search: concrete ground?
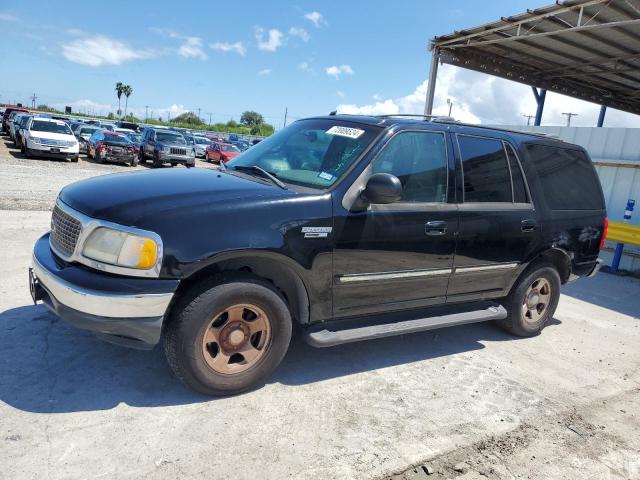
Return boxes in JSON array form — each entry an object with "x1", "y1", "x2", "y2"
[{"x1": 0, "y1": 135, "x2": 639, "y2": 479}]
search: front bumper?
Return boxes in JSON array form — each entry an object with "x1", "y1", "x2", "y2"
[
  {"x1": 27, "y1": 140, "x2": 79, "y2": 158},
  {"x1": 157, "y1": 151, "x2": 195, "y2": 164},
  {"x1": 31, "y1": 234, "x2": 179, "y2": 348}
]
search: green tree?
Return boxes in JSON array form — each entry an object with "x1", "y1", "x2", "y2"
[
  {"x1": 226, "y1": 119, "x2": 239, "y2": 128},
  {"x1": 240, "y1": 111, "x2": 264, "y2": 127},
  {"x1": 172, "y1": 111, "x2": 204, "y2": 125},
  {"x1": 122, "y1": 85, "x2": 133, "y2": 118},
  {"x1": 115, "y1": 82, "x2": 124, "y2": 117}
]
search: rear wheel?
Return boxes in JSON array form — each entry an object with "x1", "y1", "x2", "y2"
[
  {"x1": 497, "y1": 262, "x2": 560, "y2": 337},
  {"x1": 171, "y1": 162, "x2": 177, "y2": 167},
  {"x1": 164, "y1": 275, "x2": 292, "y2": 396},
  {"x1": 96, "y1": 151, "x2": 104, "y2": 164},
  {"x1": 71, "y1": 154, "x2": 79, "y2": 163}
]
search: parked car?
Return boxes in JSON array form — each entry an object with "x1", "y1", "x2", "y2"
[
  {"x1": 231, "y1": 140, "x2": 251, "y2": 152},
  {"x1": 28, "y1": 115, "x2": 607, "y2": 396},
  {"x1": 2, "y1": 107, "x2": 29, "y2": 132},
  {"x1": 122, "y1": 131, "x2": 143, "y2": 151},
  {"x1": 205, "y1": 141, "x2": 241, "y2": 164},
  {"x1": 74, "y1": 125, "x2": 100, "y2": 153},
  {"x1": 9, "y1": 112, "x2": 29, "y2": 143},
  {"x1": 86, "y1": 130, "x2": 138, "y2": 166},
  {"x1": 139, "y1": 127, "x2": 195, "y2": 168},
  {"x1": 22, "y1": 117, "x2": 79, "y2": 161},
  {"x1": 192, "y1": 135, "x2": 213, "y2": 158},
  {"x1": 14, "y1": 114, "x2": 34, "y2": 149},
  {"x1": 116, "y1": 121, "x2": 140, "y2": 132},
  {"x1": 99, "y1": 122, "x2": 116, "y2": 132}
]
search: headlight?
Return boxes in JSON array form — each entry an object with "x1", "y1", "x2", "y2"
[
  {"x1": 30, "y1": 136, "x2": 43, "y2": 144},
  {"x1": 161, "y1": 146, "x2": 170, "y2": 152},
  {"x1": 82, "y1": 227, "x2": 159, "y2": 270}
]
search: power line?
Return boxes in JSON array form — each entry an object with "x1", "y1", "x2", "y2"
[
  {"x1": 522, "y1": 114, "x2": 535, "y2": 126},
  {"x1": 31, "y1": 93, "x2": 38, "y2": 109}
]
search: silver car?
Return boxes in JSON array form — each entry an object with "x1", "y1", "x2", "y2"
[{"x1": 139, "y1": 128, "x2": 196, "y2": 168}]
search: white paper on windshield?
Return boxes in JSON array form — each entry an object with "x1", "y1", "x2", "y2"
[{"x1": 326, "y1": 125, "x2": 365, "y2": 139}]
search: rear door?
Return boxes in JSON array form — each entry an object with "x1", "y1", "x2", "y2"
[
  {"x1": 332, "y1": 129, "x2": 458, "y2": 317},
  {"x1": 447, "y1": 134, "x2": 540, "y2": 302}
]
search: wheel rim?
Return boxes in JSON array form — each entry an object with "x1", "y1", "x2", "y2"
[
  {"x1": 522, "y1": 277, "x2": 552, "y2": 324},
  {"x1": 201, "y1": 303, "x2": 272, "y2": 375}
]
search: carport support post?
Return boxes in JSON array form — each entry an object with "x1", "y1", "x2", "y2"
[
  {"x1": 597, "y1": 105, "x2": 607, "y2": 127},
  {"x1": 424, "y1": 48, "x2": 440, "y2": 116},
  {"x1": 532, "y1": 87, "x2": 547, "y2": 126},
  {"x1": 612, "y1": 199, "x2": 635, "y2": 271}
]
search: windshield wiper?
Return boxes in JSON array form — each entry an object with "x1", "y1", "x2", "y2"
[{"x1": 233, "y1": 165, "x2": 287, "y2": 189}]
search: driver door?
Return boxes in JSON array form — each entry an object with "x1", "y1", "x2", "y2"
[{"x1": 332, "y1": 130, "x2": 458, "y2": 318}]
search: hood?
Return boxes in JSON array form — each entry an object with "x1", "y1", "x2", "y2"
[
  {"x1": 221, "y1": 151, "x2": 240, "y2": 160},
  {"x1": 59, "y1": 168, "x2": 295, "y2": 226},
  {"x1": 32, "y1": 131, "x2": 75, "y2": 141}
]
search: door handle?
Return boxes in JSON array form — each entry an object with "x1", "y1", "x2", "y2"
[
  {"x1": 521, "y1": 219, "x2": 537, "y2": 232},
  {"x1": 425, "y1": 221, "x2": 448, "y2": 236}
]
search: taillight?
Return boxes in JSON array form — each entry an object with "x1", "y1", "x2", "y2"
[
  {"x1": 599, "y1": 217, "x2": 608, "y2": 251},
  {"x1": 96, "y1": 141, "x2": 104, "y2": 151}
]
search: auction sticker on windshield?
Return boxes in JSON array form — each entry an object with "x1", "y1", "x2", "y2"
[{"x1": 326, "y1": 125, "x2": 365, "y2": 139}]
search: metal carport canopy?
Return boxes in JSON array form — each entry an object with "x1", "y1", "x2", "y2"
[{"x1": 424, "y1": 0, "x2": 640, "y2": 118}]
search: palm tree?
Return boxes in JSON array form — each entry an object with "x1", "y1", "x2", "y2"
[
  {"x1": 115, "y1": 82, "x2": 124, "y2": 118},
  {"x1": 122, "y1": 85, "x2": 133, "y2": 119}
]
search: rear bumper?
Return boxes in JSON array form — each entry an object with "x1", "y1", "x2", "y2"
[
  {"x1": 31, "y1": 234, "x2": 179, "y2": 348},
  {"x1": 586, "y1": 259, "x2": 602, "y2": 278}
]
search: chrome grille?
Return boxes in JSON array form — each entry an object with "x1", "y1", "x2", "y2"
[
  {"x1": 50, "y1": 205, "x2": 82, "y2": 257},
  {"x1": 170, "y1": 147, "x2": 187, "y2": 155}
]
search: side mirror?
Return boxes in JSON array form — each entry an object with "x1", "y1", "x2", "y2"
[{"x1": 352, "y1": 173, "x2": 402, "y2": 211}]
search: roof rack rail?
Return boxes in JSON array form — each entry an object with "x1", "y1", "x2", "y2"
[{"x1": 375, "y1": 114, "x2": 458, "y2": 123}]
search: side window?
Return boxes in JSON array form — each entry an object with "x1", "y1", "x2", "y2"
[
  {"x1": 524, "y1": 144, "x2": 604, "y2": 210},
  {"x1": 458, "y1": 136, "x2": 512, "y2": 203},
  {"x1": 372, "y1": 131, "x2": 447, "y2": 203},
  {"x1": 504, "y1": 143, "x2": 529, "y2": 203}
]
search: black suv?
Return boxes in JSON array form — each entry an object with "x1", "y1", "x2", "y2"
[
  {"x1": 29, "y1": 115, "x2": 607, "y2": 395},
  {"x1": 139, "y1": 127, "x2": 196, "y2": 167}
]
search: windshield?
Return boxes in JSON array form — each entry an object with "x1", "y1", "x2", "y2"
[
  {"x1": 227, "y1": 119, "x2": 381, "y2": 188},
  {"x1": 156, "y1": 132, "x2": 186, "y2": 144},
  {"x1": 103, "y1": 134, "x2": 132, "y2": 145},
  {"x1": 125, "y1": 133, "x2": 142, "y2": 142},
  {"x1": 79, "y1": 127, "x2": 98, "y2": 138},
  {"x1": 194, "y1": 137, "x2": 211, "y2": 144},
  {"x1": 31, "y1": 121, "x2": 72, "y2": 135},
  {"x1": 221, "y1": 144, "x2": 240, "y2": 152}
]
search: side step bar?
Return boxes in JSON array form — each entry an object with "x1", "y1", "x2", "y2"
[{"x1": 304, "y1": 303, "x2": 507, "y2": 348}]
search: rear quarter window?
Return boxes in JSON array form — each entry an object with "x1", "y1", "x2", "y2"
[{"x1": 524, "y1": 144, "x2": 604, "y2": 210}]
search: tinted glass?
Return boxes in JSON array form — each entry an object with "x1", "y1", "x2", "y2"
[
  {"x1": 156, "y1": 132, "x2": 186, "y2": 144},
  {"x1": 221, "y1": 144, "x2": 240, "y2": 152},
  {"x1": 525, "y1": 144, "x2": 604, "y2": 210},
  {"x1": 458, "y1": 136, "x2": 512, "y2": 203},
  {"x1": 103, "y1": 134, "x2": 131, "y2": 145},
  {"x1": 30, "y1": 121, "x2": 72, "y2": 135},
  {"x1": 79, "y1": 127, "x2": 99, "y2": 138},
  {"x1": 505, "y1": 143, "x2": 529, "y2": 203},
  {"x1": 227, "y1": 119, "x2": 380, "y2": 189},
  {"x1": 372, "y1": 131, "x2": 447, "y2": 203}
]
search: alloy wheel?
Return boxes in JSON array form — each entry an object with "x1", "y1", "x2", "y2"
[{"x1": 522, "y1": 278, "x2": 551, "y2": 324}]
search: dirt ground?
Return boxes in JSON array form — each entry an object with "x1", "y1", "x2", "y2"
[{"x1": 0, "y1": 135, "x2": 638, "y2": 479}]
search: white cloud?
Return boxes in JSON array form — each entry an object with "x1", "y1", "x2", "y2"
[
  {"x1": 326, "y1": 64, "x2": 354, "y2": 79},
  {"x1": 210, "y1": 41, "x2": 246, "y2": 56},
  {"x1": 62, "y1": 36, "x2": 155, "y2": 66},
  {"x1": 335, "y1": 64, "x2": 640, "y2": 127},
  {"x1": 372, "y1": 93, "x2": 382, "y2": 101},
  {"x1": 255, "y1": 27, "x2": 283, "y2": 52},
  {"x1": 337, "y1": 90, "x2": 345, "y2": 98},
  {"x1": 289, "y1": 27, "x2": 310, "y2": 42},
  {"x1": 65, "y1": 28, "x2": 84, "y2": 36},
  {"x1": 52, "y1": 99, "x2": 113, "y2": 116},
  {"x1": 258, "y1": 68, "x2": 272, "y2": 76},
  {"x1": 0, "y1": 12, "x2": 17, "y2": 22},
  {"x1": 304, "y1": 11, "x2": 325, "y2": 28},
  {"x1": 178, "y1": 37, "x2": 207, "y2": 60}
]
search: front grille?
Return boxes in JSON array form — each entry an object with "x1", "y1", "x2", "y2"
[
  {"x1": 50, "y1": 205, "x2": 82, "y2": 257},
  {"x1": 170, "y1": 148, "x2": 187, "y2": 155},
  {"x1": 40, "y1": 138, "x2": 74, "y2": 147}
]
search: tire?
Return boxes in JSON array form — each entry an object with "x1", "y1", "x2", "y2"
[
  {"x1": 96, "y1": 151, "x2": 104, "y2": 164},
  {"x1": 171, "y1": 162, "x2": 177, "y2": 167},
  {"x1": 23, "y1": 147, "x2": 31, "y2": 158},
  {"x1": 130, "y1": 156, "x2": 139, "y2": 167},
  {"x1": 164, "y1": 274, "x2": 293, "y2": 396},
  {"x1": 71, "y1": 154, "x2": 79, "y2": 163},
  {"x1": 497, "y1": 262, "x2": 561, "y2": 337},
  {"x1": 138, "y1": 149, "x2": 145, "y2": 164},
  {"x1": 153, "y1": 154, "x2": 162, "y2": 168}
]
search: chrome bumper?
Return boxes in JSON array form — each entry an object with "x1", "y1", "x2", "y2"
[{"x1": 32, "y1": 252, "x2": 173, "y2": 319}]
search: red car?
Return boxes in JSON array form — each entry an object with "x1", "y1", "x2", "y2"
[
  {"x1": 205, "y1": 142, "x2": 241, "y2": 164},
  {"x1": 2, "y1": 106, "x2": 29, "y2": 133}
]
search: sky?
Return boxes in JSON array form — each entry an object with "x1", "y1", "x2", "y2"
[{"x1": 1, "y1": 0, "x2": 639, "y2": 129}]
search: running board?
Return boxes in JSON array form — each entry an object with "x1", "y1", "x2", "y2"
[{"x1": 304, "y1": 303, "x2": 507, "y2": 348}]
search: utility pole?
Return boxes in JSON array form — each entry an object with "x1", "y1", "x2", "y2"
[
  {"x1": 206, "y1": 112, "x2": 213, "y2": 127},
  {"x1": 197, "y1": 107, "x2": 201, "y2": 122},
  {"x1": 31, "y1": 93, "x2": 37, "y2": 109},
  {"x1": 283, "y1": 107, "x2": 288, "y2": 128},
  {"x1": 522, "y1": 114, "x2": 535, "y2": 126},
  {"x1": 145, "y1": 106, "x2": 149, "y2": 122},
  {"x1": 446, "y1": 98, "x2": 453, "y2": 117},
  {"x1": 562, "y1": 112, "x2": 578, "y2": 127}
]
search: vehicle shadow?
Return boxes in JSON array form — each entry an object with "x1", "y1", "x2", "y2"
[{"x1": 0, "y1": 302, "x2": 555, "y2": 413}]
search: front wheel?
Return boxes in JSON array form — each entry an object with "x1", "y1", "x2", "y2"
[
  {"x1": 497, "y1": 262, "x2": 561, "y2": 337},
  {"x1": 164, "y1": 275, "x2": 292, "y2": 396}
]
